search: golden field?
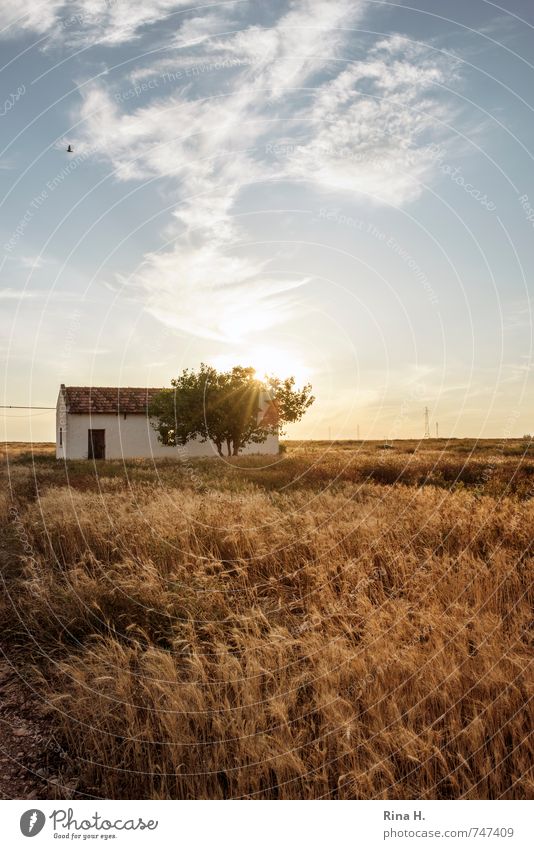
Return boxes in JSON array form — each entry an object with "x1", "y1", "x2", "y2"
[{"x1": 1, "y1": 439, "x2": 533, "y2": 799}]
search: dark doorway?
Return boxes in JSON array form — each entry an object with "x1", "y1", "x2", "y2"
[{"x1": 88, "y1": 429, "x2": 105, "y2": 460}]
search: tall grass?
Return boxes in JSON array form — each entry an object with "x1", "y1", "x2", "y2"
[{"x1": 1, "y1": 443, "x2": 532, "y2": 798}]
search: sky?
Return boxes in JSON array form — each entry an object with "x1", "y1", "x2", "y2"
[{"x1": 1, "y1": 0, "x2": 534, "y2": 441}]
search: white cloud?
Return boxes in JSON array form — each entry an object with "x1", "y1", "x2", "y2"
[
  {"x1": 286, "y1": 37, "x2": 459, "y2": 205},
  {"x1": 18, "y1": 255, "x2": 47, "y2": 269},
  {"x1": 0, "y1": 0, "x2": 193, "y2": 45},
  {"x1": 129, "y1": 243, "x2": 308, "y2": 341},
  {"x1": 71, "y1": 5, "x2": 460, "y2": 339},
  {"x1": 0, "y1": 287, "x2": 37, "y2": 299},
  {"x1": 70, "y1": 0, "x2": 193, "y2": 47},
  {"x1": 0, "y1": 0, "x2": 64, "y2": 37},
  {"x1": 70, "y1": 1, "x2": 369, "y2": 339},
  {"x1": 220, "y1": 0, "x2": 358, "y2": 97}
]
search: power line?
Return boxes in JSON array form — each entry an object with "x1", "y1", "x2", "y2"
[
  {"x1": 2, "y1": 412, "x2": 54, "y2": 418},
  {"x1": 0, "y1": 405, "x2": 55, "y2": 409}
]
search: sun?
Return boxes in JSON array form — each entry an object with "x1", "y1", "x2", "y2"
[
  {"x1": 247, "y1": 346, "x2": 311, "y2": 385},
  {"x1": 212, "y1": 346, "x2": 311, "y2": 386}
]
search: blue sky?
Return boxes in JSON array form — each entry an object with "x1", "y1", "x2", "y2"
[{"x1": 1, "y1": 0, "x2": 534, "y2": 441}]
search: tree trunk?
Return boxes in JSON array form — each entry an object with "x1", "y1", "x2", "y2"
[{"x1": 226, "y1": 438, "x2": 232, "y2": 456}]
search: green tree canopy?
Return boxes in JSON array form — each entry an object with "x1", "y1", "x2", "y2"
[{"x1": 149, "y1": 363, "x2": 314, "y2": 456}]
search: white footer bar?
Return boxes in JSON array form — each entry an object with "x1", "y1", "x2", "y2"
[{"x1": 2, "y1": 799, "x2": 531, "y2": 848}]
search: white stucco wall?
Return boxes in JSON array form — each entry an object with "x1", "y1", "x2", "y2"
[{"x1": 57, "y1": 399, "x2": 279, "y2": 459}]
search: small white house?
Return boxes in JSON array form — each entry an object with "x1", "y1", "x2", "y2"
[{"x1": 56, "y1": 384, "x2": 279, "y2": 460}]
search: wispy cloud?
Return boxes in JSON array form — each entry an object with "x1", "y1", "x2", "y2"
[
  {"x1": 0, "y1": 0, "x2": 63, "y2": 38},
  {"x1": 286, "y1": 36, "x2": 459, "y2": 205},
  {"x1": 17, "y1": 255, "x2": 48, "y2": 269},
  {"x1": 502, "y1": 299, "x2": 533, "y2": 331},
  {"x1": 127, "y1": 244, "x2": 310, "y2": 342},
  {"x1": 0, "y1": 287, "x2": 37, "y2": 300},
  {"x1": 0, "y1": 0, "x2": 194, "y2": 45},
  {"x1": 68, "y1": 2, "x2": 460, "y2": 341}
]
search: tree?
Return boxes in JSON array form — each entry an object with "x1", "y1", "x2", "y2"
[{"x1": 149, "y1": 363, "x2": 314, "y2": 456}]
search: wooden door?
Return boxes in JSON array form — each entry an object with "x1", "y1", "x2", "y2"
[{"x1": 88, "y1": 429, "x2": 105, "y2": 460}]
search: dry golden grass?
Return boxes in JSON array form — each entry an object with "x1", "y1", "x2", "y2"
[{"x1": 1, "y1": 440, "x2": 532, "y2": 798}]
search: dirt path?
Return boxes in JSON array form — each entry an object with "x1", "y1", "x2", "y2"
[{"x1": 0, "y1": 658, "x2": 76, "y2": 799}]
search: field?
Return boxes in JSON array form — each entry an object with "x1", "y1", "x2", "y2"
[{"x1": 0, "y1": 439, "x2": 533, "y2": 799}]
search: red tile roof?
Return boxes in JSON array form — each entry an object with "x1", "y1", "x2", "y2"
[
  {"x1": 259, "y1": 399, "x2": 279, "y2": 426},
  {"x1": 62, "y1": 386, "x2": 280, "y2": 422},
  {"x1": 62, "y1": 386, "x2": 163, "y2": 414}
]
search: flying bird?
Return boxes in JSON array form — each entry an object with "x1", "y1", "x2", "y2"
[{"x1": 66, "y1": 144, "x2": 74, "y2": 153}]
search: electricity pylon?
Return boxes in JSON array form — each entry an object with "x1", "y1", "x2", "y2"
[{"x1": 424, "y1": 407, "x2": 431, "y2": 439}]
